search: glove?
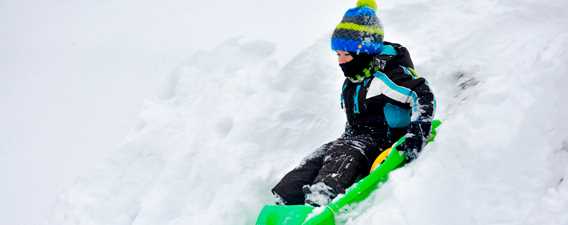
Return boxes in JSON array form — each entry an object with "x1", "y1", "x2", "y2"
[
  {"x1": 396, "y1": 134, "x2": 421, "y2": 162},
  {"x1": 396, "y1": 121, "x2": 428, "y2": 162}
]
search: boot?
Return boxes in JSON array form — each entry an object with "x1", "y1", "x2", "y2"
[{"x1": 303, "y1": 182, "x2": 337, "y2": 207}]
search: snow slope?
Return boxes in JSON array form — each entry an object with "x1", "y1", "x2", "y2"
[
  {"x1": 349, "y1": 1, "x2": 568, "y2": 225},
  {"x1": 49, "y1": 1, "x2": 568, "y2": 225}
]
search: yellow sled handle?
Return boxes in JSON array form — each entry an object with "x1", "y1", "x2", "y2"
[{"x1": 370, "y1": 147, "x2": 392, "y2": 172}]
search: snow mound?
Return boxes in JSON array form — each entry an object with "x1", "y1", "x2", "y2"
[{"x1": 49, "y1": 38, "x2": 346, "y2": 225}]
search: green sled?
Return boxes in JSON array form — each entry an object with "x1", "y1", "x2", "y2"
[{"x1": 255, "y1": 120, "x2": 442, "y2": 225}]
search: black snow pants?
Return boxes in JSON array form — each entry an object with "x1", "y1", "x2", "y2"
[{"x1": 272, "y1": 129, "x2": 396, "y2": 205}]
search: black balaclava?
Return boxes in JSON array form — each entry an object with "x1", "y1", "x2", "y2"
[{"x1": 339, "y1": 53, "x2": 375, "y2": 83}]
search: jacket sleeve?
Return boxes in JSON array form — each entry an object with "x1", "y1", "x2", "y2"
[
  {"x1": 382, "y1": 43, "x2": 436, "y2": 161},
  {"x1": 398, "y1": 78, "x2": 435, "y2": 161}
]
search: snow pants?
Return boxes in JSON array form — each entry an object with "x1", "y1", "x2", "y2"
[{"x1": 272, "y1": 131, "x2": 395, "y2": 205}]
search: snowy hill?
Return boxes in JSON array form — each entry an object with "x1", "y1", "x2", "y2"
[{"x1": 49, "y1": 1, "x2": 568, "y2": 225}]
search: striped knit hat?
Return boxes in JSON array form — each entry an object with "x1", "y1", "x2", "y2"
[{"x1": 331, "y1": 0, "x2": 384, "y2": 55}]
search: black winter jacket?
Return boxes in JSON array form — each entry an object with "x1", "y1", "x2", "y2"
[{"x1": 340, "y1": 42, "x2": 435, "y2": 160}]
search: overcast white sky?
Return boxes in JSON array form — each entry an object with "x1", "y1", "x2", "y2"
[{"x1": 0, "y1": 1, "x2": 354, "y2": 224}]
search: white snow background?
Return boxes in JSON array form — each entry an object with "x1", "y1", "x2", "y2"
[
  {"x1": 2, "y1": 0, "x2": 568, "y2": 225},
  {"x1": 1, "y1": 0, "x2": 346, "y2": 224}
]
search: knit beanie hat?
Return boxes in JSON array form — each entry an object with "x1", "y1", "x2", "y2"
[{"x1": 331, "y1": 0, "x2": 384, "y2": 55}]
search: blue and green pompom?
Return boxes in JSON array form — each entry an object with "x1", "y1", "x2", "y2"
[{"x1": 356, "y1": 0, "x2": 378, "y2": 10}]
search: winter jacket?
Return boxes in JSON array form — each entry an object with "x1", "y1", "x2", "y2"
[{"x1": 340, "y1": 42, "x2": 435, "y2": 160}]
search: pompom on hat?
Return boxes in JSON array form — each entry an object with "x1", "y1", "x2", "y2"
[{"x1": 331, "y1": 0, "x2": 384, "y2": 55}]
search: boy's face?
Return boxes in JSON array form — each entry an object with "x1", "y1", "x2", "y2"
[{"x1": 336, "y1": 50, "x2": 354, "y2": 64}]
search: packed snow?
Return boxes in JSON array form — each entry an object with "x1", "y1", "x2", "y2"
[{"x1": 29, "y1": 0, "x2": 568, "y2": 224}]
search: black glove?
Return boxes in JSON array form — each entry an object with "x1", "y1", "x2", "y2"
[
  {"x1": 396, "y1": 121, "x2": 429, "y2": 162},
  {"x1": 396, "y1": 134, "x2": 421, "y2": 162}
]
